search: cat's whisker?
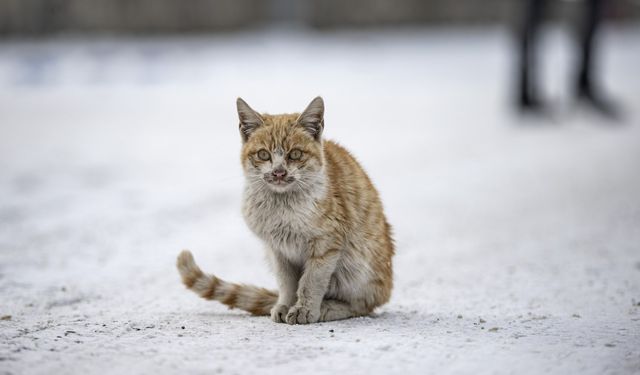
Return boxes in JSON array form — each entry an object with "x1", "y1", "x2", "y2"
[{"x1": 295, "y1": 179, "x2": 312, "y2": 192}]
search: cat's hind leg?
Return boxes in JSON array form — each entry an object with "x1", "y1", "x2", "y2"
[{"x1": 318, "y1": 299, "x2": 370, "y2": 322}]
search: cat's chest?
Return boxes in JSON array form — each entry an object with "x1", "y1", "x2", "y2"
[{"x1": 242, "y1": 190, "x2": 319, "y2": 259}]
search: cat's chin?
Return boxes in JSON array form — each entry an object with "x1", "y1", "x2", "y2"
[{"x1": 266, "y1": 180, "x2": 295, "y2": 193}]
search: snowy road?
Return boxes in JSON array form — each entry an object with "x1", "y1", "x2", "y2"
[{"x1": 1, "y1": 27, "x2": 639, "y2": 374}]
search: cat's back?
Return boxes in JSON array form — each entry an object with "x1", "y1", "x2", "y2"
[
  {"x1": 322, "y1": 140, "x2": 390, "y2": 237},
  {"x1": 323, "y1": 140, "x2": 371, "y2": 189},
  {"x1": 322, "y1": 140, "x2": 394, "y2": 306}
]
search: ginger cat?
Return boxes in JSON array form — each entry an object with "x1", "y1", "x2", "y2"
[{"x1": 177, "y1": 97, "x2": 394, "y2": 324}]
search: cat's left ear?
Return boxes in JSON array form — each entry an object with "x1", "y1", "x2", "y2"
[{"x1": 297, "y1": 96, "x2": 324, "y2": 141}]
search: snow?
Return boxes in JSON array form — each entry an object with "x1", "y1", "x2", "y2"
[{"x1": 1, "y1": 26, "x2": 639, "y2": 374}]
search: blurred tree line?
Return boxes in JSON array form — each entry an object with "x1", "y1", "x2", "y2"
[{"x1": 1, "y1": 0, "x2": 638, "y2": 34}]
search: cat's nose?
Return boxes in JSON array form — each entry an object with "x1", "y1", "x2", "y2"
[{"x1": 272, "y1": 167, "x2": 287, "y2": 179}]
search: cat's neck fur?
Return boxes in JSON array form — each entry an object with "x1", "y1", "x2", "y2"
[{"x1": 242, "y1": 162, "x2": 327, "y2": 264}]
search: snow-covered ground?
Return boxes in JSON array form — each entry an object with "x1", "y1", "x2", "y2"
[{"x1": 1, "y1": 26, "x2": 639, "y2": 375}]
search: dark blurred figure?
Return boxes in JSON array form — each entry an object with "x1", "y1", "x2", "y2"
[{"x1": 518, "y1": 0, "x2": 620, "y2": 118}]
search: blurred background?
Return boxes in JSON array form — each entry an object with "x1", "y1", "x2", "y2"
[
  {"x1": 1, "y1": 1, "x2": 639, "y2": 374},
  {"x1": 1, "y1": 0, "x2": 639, "y2": 32}
]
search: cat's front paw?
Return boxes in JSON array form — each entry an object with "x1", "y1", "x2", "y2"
[
  {"x1": 286, "y1": 304, "x2": 320, "y2": 325},
  {"x1": 270, "y1": 304, "x2": 290, "y2": 323}
]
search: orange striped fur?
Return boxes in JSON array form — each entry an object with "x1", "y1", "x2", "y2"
[{"x1": 177, "y1": 251, "x2": 277, "y2": 315}]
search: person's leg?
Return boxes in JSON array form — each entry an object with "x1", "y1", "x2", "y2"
[
  {"x1": 518, "y1": 0, "x2": 546, "y2": 110},
  {"x1": 577, "y1": 0, "x2": 602, "y2": 95},
  {"x1": 576, "y1": 0, "x2": 620, "y2": 117}
]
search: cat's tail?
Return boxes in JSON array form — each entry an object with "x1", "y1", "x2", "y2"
[{"x1": 176, "y1": 250, "x2": 277, "y2": 316}]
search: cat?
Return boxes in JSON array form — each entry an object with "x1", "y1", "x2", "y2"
[{"x1": 177, "y1": 96, "x2": 394, "y2": 324}]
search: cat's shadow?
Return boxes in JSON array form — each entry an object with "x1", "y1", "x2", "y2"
[{"x1": 193, "y1": 308, "x2": 439, "y2": 328}]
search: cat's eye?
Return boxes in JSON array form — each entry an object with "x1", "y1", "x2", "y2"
[
  {"x1": 288, "y1": 149, "x2": 303, "y2": 160},
  {"x1": 257, "y1": 149, "x2": 271, "y2": 161}
]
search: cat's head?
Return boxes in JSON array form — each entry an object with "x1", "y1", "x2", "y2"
[{"x1": 237, "y1": 97, "x2": 325, "y2": 194}]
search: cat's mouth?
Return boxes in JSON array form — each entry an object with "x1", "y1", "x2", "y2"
[
  {"x1": 267, "y1": 178, "x2": 294, "y2": 185},
  {"x1": 264, "y1": 176, "x2": 296, "y2": 189}
]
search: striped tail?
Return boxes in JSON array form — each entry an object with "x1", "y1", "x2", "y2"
[{"x1": 176, "y1": 250, "x2": 278, "y2": 316}]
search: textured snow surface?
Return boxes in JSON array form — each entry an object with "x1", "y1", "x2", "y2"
[{"x1": 1, "y1": 27, "x2": 639, "y2": 375}]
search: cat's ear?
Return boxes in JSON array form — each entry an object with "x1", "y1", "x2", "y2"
[
  {"x1": 297, "y1": 96, "x2": 324, "y2": 141},
  {"x1": 236, "y1": 97, "x2": 263, "y2": 142}
]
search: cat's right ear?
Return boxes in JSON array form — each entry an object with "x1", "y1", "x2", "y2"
[{"x1": 236, "y1": 98, "x2": 263, "y2": 142}]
